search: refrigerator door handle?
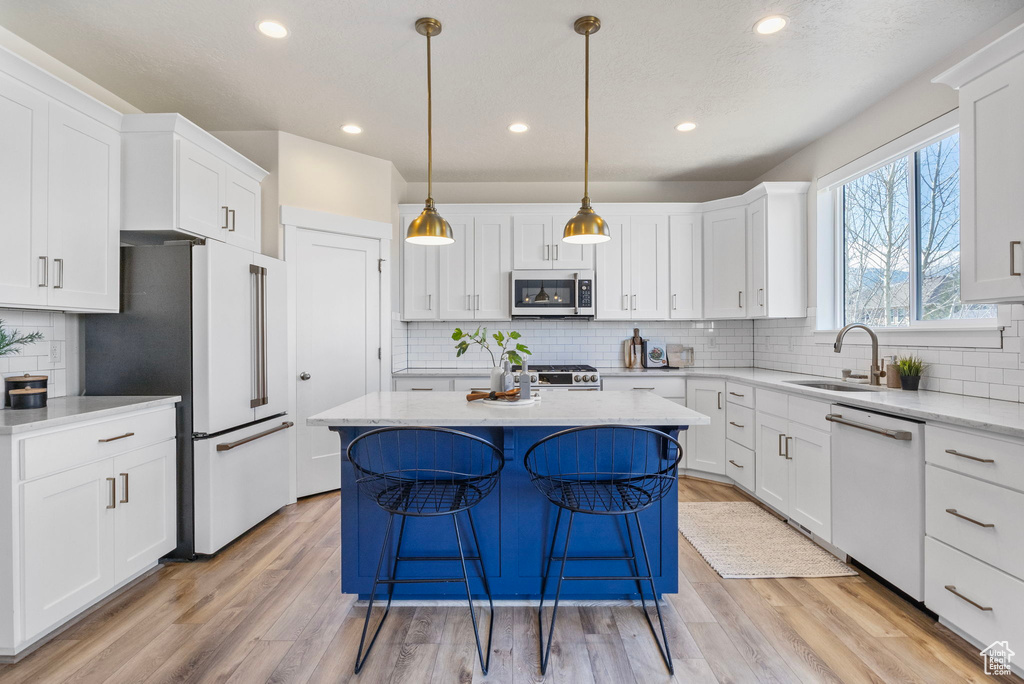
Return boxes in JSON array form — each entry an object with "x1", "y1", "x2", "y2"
[
  {"x1": 260, "y1": 266, "x2": 269, "y2": 404},
  {"x1": 249, "y1": 264, "x2": 269, "y2": 408}
]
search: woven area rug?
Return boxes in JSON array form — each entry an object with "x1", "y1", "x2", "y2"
[{"x1": 678, "y1": 502, "x2": 857, "y2": 579}]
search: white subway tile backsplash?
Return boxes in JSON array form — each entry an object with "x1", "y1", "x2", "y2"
[{"x1": 0, "y1": 308, "x2": 70, "y2": 401}]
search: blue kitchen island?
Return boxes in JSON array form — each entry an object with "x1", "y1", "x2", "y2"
[{"x1": 308, "y1": 390, "x2": 710, "y2": 600}]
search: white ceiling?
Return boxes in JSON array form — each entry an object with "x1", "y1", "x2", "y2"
[{"x1": 1, "y1": 1, "x2": 1022, "y2": 182}]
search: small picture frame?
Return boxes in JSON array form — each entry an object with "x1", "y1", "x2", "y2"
[{"x1": 644, "y1": 340, "x2": 668, "y2": 368}]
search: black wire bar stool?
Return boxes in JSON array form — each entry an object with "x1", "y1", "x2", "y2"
[
  {"x1": 524, "y1": 425, "x2": 684, "y2": 675},
  {"x1": 346, "y1": 426, "x2": 504, "y2": 675}
]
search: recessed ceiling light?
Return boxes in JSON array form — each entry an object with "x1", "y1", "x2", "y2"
[
  {"x1": 675, "y1": 122, "x2": 697, "y2": 132},
  {"x1": 341, "y1": 124, "x2": 363, "y2": 134},
  {"x1": 257, "y1": 20, "x2": 288, "y2": 38},
  {"x1": 508, "y1": 123, "x2": 529, "y2": 133},
  {"x1": 754, "y1": 15, "x2": 787, "y2": 35}
]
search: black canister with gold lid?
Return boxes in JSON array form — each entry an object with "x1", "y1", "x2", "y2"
[{"x1": 4, "y1": 374, "x2": 48, "y2": 407}]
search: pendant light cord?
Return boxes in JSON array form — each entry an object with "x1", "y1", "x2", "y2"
[
  {"x1": 426, "y1": 30, "x2": 433, "y2": 202},
  {"x1": 583, "y1": 29, "x2": 590, "y2": 203}
]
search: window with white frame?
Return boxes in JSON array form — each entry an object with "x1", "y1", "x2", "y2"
[{"x1": 836, "y1": 130, "x2": 997, "y2": 329}]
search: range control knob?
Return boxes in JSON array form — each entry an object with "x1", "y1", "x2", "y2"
[
  {"x1": 574, "y1": 375, "x2": 582, "y2": 382},
  {"x1": 585, "y1": 375, "x2": 595, "y2": 383}
]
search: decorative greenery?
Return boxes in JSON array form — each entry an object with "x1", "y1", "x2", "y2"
[
  {"x1": 0, "y1": 319, "x2": 44, "y2": 357},
  {"x1": 895, "y1": 355, "x2": 925, "y2": 377},
  {"x1": 452, "y1": 327, "x2": 531, "y2": 367}
]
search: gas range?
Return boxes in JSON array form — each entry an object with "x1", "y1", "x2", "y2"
[{"x1": 512, "y1": 364, "x2": 601, "y2": 390}]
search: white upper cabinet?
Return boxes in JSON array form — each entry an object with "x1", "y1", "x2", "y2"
[
  {"x1": 122, "y1": 114, "x2": 266, "y2": 253},
  {"x1": 511, "y1": 215, "x2": 594, "y2": 270},
  {"x1": 594, "y1": 215, "x2": 669, "y2": 320},
  {"x1": 405, "y1": 213, "x2": 511, "y2": 321},
  {"x1": 746, "y1": 184, "x2": 808, "y2": 318},
  {"x1": 935, "y1": 26, "x2": 1024, "y2": 303},
  {"x1": 703, "y1": 205, "x2": 747, "y2": 318},
  {"x1": 668, "y1": 213, "x2": 703, "y2": 319},
  {"x1": 0, "y1": 50, "x2": 122, "y2": 313}
]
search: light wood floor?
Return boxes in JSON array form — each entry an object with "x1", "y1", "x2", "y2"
[{"x1": 1, "y1": 479, "x2": 1019, "y2": 684}]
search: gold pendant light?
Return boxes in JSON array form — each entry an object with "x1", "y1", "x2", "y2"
[
  {"x1": 406, "y1": 17, "x2": 454, "y2": 245},
  {"x1": 563, "y1": 16, "x2": 610, "y2": 244}
]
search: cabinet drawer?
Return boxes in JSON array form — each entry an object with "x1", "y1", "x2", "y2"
[
  {"x1": 787, "y1": 396, "x2": 831, "y2": 432},
  {"x1": 925, "y1": 537, "x2": 1024, "y2": 658},
  {"x1": 755, "y1": 388, "x2": 788, "y2": 418},
  {"x1": 925, "y1": 423, "x2": 1024, "y2": 493},
  {"x1": 452, "y1": 377, "x2": 490, "y2": 392},
  {"x1": 394, "y1": 378, "x2": 452, "y2": 392},
  {"x1": 726, "y1": 440, "x2": 754, "y2": 492},
  {"x1": 20, "y1": 408, "x2": 176, "y2": 482},
  {"x1": 602, "y1": 376, "x2": 686, "y2": 398},
  {"x1": 725, "y1": 382, "x2": 753, "y2": 408},
  {"x1": 726, "y1": 403, "x2": 754, "y2": 450},
  {"x1": 926, "y1": 465, "x2": 1024, "y2": 579}
]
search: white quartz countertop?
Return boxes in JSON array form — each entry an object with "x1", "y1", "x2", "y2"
[
  {"x1": 0, "y1": 396, "x2": 180, "y2": 435},
  {"x1": 393, "y1": 367, "x2": 1024, "y2": 439},
  {"x1": 309, "y1": 390, "x2": 710, "y2": 428}
]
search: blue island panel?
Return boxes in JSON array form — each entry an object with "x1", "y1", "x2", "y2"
[{"x1": 332, "y1": 424, "x2": 684, "y2": 600}]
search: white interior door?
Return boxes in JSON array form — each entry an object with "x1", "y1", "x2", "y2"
[
  {"x1": 296, "y1": 230, "x2": 381, "y2": 496},
  {"x1": 0, "y1": 72, "x2": 48, "y2": 307}
]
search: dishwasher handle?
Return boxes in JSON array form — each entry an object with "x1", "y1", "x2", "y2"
[{"x1": 825, "y1": 413, "x2": 913, "y2": 441}]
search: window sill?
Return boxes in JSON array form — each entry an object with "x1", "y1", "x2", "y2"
[{"x1": 811, "y1": 325, "x2": 1004, "y2": 349}]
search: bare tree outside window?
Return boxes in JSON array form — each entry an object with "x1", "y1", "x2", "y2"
[{"x1": 841, "y1": 132, "x2": 995, "y2": 328}]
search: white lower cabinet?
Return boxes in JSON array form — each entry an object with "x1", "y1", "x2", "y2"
[
  {"x1": 755, "y1": 411, "x2": 789, "y2": 511},
  {"x1": 2, "y1": 404, "x2": 177, "y2": 656},
  {"x1": 725, "y1": 440, "x2": 754, "y2": 491},
  {"x1": 685, "y1": 379, "x2": 726, "y2": 474},
  {"x1": 786, "y1": 423, "x2": 831, "y2": 540}
]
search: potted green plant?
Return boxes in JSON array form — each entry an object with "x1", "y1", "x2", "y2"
[
  {"x1": 452, "y1": 327, "x2": 531, "y2": 392},
  {"x1": 894, "y1": 355, "x2": 925, "y2": 391}
]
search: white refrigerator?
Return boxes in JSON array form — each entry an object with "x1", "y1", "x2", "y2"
[{"x1": 85, "y1": 239, "x2": 290, "y2": 557}]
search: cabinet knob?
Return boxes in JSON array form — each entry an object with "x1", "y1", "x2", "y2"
[{"x1": 299, "y1": 372, "x2": 311, "y2": 381}]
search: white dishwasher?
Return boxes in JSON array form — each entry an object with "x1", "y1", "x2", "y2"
[{"x1": 828, "y1": 405, "x2": 926, "y2": 600}]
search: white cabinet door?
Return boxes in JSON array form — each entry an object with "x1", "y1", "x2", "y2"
[
  {"x1": 438, "y1": 215, "x2": 476, "y2": 320},
  {"x1": 46, "y1": 103, "x2": 120, "y2": 312},
  {"x1": 22, "y1": 460, "x2": 115, "y2": 640},
  {"x1": 747, "y1": 196, "x2": 768, "y2": 318},
  {"x1": 595, "y1": 216, "x2": 631, "y2": 320},
  {"x1": 474, "y1": 215, "x2": 511, "y2": 320},
  {"x1": 755, "y1": 412, "x2": 789, "y2": 513},
  {"x1": 552, "y1": 214, "x2": 595, "y2": 270},
  {"x1": 0, "y1": 72, "x2": 48, "y2": 308},
  {"x1": 177, "y1": 138, "x2": 226, "y2": 239},
  {"x1": 224, "y1": 166, "x2": 260, "y2": 252},
  {"x1": 958, "y1": 52, "x2": 1024, "y2": 302},
  {"x1": 703, "y1": 206, "x2": 747, "y2": 318},
  {"x1": 192, "y1": 240, "x2": 256, "y2": 434},
  {"x1": 401, "y1": 215, "x2": 440, "y2": 320},
  {"x1": 788, "y1": 423, "x2": 831, "y2": 541},
  {"x1": 668, "y1": 214, "x2": 702, "y2": 319},
  {"x1": 113, "y1": 440, "x2": 176, "y2": 581},
  {"x1": 686, "y1": 379, "x2": 726, "y2": 474},
  {"x1": 512, "y1": 215, "x2": 552, "y2": 269},
  {"x1": 630, "y1": 215, "x2": 669, "y2": 319}
]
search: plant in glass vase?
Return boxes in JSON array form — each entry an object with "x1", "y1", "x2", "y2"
[{"x1": 452, "y1": 327, "x2": 531, "y2": 391}]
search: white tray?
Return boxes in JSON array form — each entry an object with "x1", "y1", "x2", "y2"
[{"x1": 479, "y1": 396, "x2": 536, "y2": 407}]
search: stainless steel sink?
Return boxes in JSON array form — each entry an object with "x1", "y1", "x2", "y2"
[{"x1": 784, "y1": 380, "x2": 877, "y2": 392}]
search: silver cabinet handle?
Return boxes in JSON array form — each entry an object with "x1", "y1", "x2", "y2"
[
  {"x1": 778, "y1": 432, "x2": 786, "y2": 457},
  {"x1": 98, "y1": 432, "x2": 135, "y2": 443},
  {"x1": 944, "y1": 585, "x2": 992, "y2": 612},
  {"x1": 544, "y1": 244, "x2": 550, "y2": 261},
  {"x1": 729, "y1": 421, "x2": 744, "y2": 428},
  {"x1": 758, "y1": 288, "x2": 764, "y2": 306},
  {"x1": 467, "y1": 294, "x2": 472, "y2": 310},
  {"x1": 553, "y1": 244, "x2": 559, "y2": 261},
  {"x1": 53, "y1": 258, "x2": 64, "y2": 289},
  {"x1": 672, "y1": 293, "x2": 678, "y2": 310},
  {"x1": 299, "y1": 372, "x2": 311, "y2": 381},
  {"x1": 106, "y1": 477, "x2": 116, "y2": 509},
  {"x1": 475, "y1": 294, "x2": 480, "y2": 310},
  {"x1": 38, "y1": 256, "x2": 48, "y2": 287},
  {"x1": 1012, "y1": 241, "x2": 1021, "y2": 276},
  {"x1": 427, "y1": 293, "x2": 432, "y2": 310},
  {"x1": 944, "y1": 448, "x2": 994, "y2": 464},
  {"x1": 785, "y1": 436, "x2": 793, "y2": 460},
  {"x1": 119, "y1": 473, "x2": 129, "y2": 504},
  {"x1": 738, "y1": 290, "x2": 743, "y2": 308},
  {"x1": 945, "y1": 508, "x2": 995, "y2": 528},
  {"x1": 229, "y1": 208, "x2": 236, "y2": 232},
  {"x1": 217, "y1": 421, "x2": 294, "y2": 452},
  {"x1": 411, "y1": 388, "x2": 434, "y2": 391},
  {"x1": 222, "y1": 206, "x2": 230, "y2": 230},
  {"x1": 622, "y1": 294, "x2": 628, "y2": 310},
  {"x1": 717, "y1": 392, "x2": 722, "y2": 410},
  {"x1": 728, "y1": 459, "x2": 744, "y2": 469},
  {"x1": 825, "y1": 414, "x2": 913, "y2": 441},
  {"x1": 632, "y1": 387, "x2": 655, "y2": 391},
  {"x1": 632, "y1": 294, "x2": 637, "y2": 310}
]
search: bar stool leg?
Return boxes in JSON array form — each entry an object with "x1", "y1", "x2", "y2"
[
  {"x1": 453, "y1": 513, "x2": 493, "y2": 674},
  {"x1": 538, "y1": 510, "x2": 575, "y2": 676},
  {"x1": 354, "y1": 512, "x2": 397, "y2": 674},
  {"x1": 632, "y1": 512, "x2": 674, "y2": 674},
  {"x1": 465, "y1": 510, "x2": 495, "y2": 666}
]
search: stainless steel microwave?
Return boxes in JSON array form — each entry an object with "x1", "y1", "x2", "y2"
[{"x1": 509, "y1": 270, "x2": 595, "y2": 317}]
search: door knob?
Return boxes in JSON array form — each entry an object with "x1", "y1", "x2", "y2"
[{"x1": 299, "y1": 372, "x2": 311, "y2": 381}]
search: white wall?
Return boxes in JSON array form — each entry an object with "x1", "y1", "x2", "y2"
[{"x1": 401, "y1": 180, "x2": 753, "y2": 205}]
